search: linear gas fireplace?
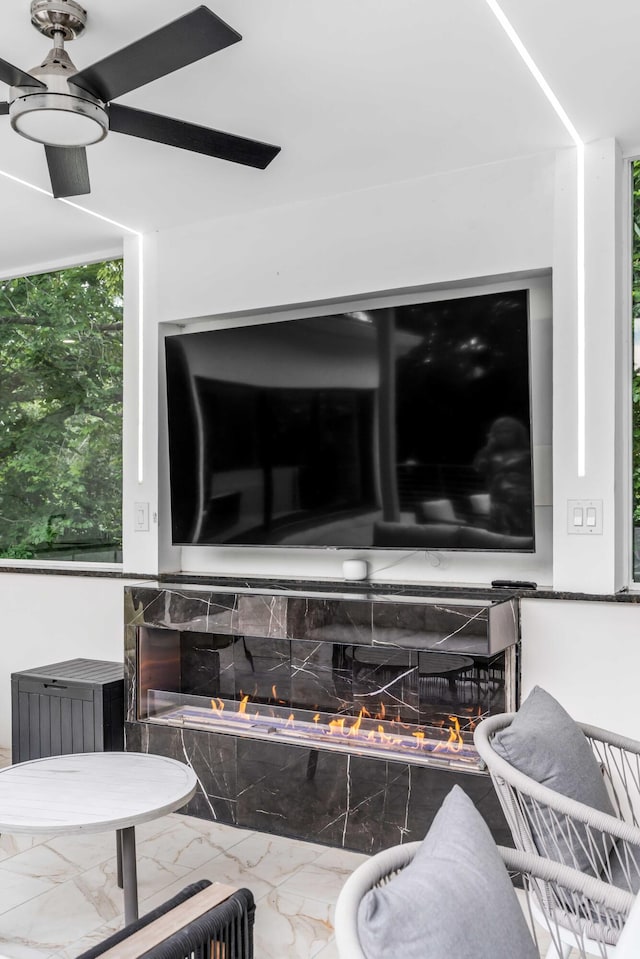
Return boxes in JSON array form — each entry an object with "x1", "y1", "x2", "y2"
[
  {"x1": 125, "y1": 581, "x2": 519, "y2": 853},
  {"x1": 137, "y1": 629, "x2": 508, "y2": 771}
]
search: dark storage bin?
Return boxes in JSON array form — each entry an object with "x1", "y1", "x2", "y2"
[{"x1": 11, "y1": 658, "x2": 124, "y2": 763}]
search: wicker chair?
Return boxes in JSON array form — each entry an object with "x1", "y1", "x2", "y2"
[
  {"x1": 474, "y1": 712, "x2": 640, "y2": 956},
  {"x1": 334, "y1": 840, "x2": 637, "y2": 959},
  {"x1": 76, "y1": 879, "x2": 255, "y2": 959}
]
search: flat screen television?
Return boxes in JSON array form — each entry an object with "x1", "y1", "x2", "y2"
[{"x1": 164, "y1": 289, "x2": 535, "y2": 551}]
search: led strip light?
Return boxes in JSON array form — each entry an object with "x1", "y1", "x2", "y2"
[
  {"x1": 0, "y1": 170, "x2": 145, "y2": 483},
  {"x1": 483, "y1": 0, "x2": 587, "y2": 476}
]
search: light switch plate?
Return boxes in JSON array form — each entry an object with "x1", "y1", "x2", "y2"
[
  {"x1": 134, "y1": 501, "x2": 149, "y2": 532},
  {"x1": 567, "y1": 499, "x2": 603, "y2": 534}
]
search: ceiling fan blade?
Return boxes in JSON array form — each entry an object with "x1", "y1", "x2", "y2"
[
  {"x1": 0, "y1": 102, "x2": 9, "y2": 115},
  {"x1": 0, "y1": 57, "x2": 46, "y2": 90},
  {"x1": 45, "y1": 145, "x2": 91, "y2": 198},
  {"x1": 71, "y1": 6, "x2": 241, "y2": 103},
  {"x1": 109, "y1": 103, "x2": 280, "y2": 169}
]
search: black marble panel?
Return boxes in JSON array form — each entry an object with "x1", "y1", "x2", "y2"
[
  {"x1": 126, "y1": 720, "x2": 510, "y2": 853},
  {"x1": 291, "y1": 639, "x2": 341, "y2": 713},
  {"x1": 236, "y1": 594, "x2": 289, "y2": 639},
  {"x1": 180, "y1": 632, "x2": 223, "y2": 698},
  {"x1": 235, "y1": 738, "x2": 351, "y2": 846},
  {"x1": 126, "y1": 586, "x2": 238, "y2": 635},
  {"x1": 126, "y1": 720, "x2": 238, "y2": 824},
  {"x1": 286, "y1": 598, "x2": 375, "y2": 646},
  {"x1": 125, "y1": 586, "x2": 518, "y2": 655}
]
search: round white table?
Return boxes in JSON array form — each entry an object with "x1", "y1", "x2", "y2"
[{"x1": 0, "y1": 751, "x2": 198, "y2": 925}]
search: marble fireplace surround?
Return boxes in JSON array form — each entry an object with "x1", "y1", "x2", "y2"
[{"x1": 124, "y1": 580, "x2": 519, "y2": 854}]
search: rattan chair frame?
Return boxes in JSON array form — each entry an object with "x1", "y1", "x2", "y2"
[
  {"x1": 334, "y1": 840, "x2": 636, "y2": 959},
  {"x1": 474, "y1": 712, "x2": 640, "y2": 955}
]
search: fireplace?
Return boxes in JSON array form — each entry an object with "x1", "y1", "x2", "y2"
[
  {"x1": 137, "y1": 628, "x2": 509, "y2": 771},
  {"x1": 125, "y1": 581, "x2": 518, "y2": 853}
]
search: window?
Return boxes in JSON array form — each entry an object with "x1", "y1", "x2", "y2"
[{"x1": 0, "y1": 259, "x2": 123, "y2": 562}]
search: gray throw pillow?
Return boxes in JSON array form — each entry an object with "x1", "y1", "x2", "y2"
[
  {"x1": 356, "y1": 785, "x2": 538, "y2": 959},
  {"x1": 492, "y1": 685, "x2": 615, "y2": 874}
]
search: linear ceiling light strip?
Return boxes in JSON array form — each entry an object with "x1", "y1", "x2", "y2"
[
  {"x1": 0, "y1": 168, "x2": 145, "y2": 484},
  {"x1": 483, "y1": 0, "x2": 587, "y2": 478},
  {"x1": 61, "y1": 200, "x2": 144, "y2": 483},
  {"x1": 137, "y1": 232, "x2": 145, "y2": 484}
]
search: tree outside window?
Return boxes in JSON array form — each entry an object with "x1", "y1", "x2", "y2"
[{"x1": 0, "y1": 259, "x2": 122, "y2": 561}]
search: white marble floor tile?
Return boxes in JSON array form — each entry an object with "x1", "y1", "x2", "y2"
[
  {"x1": 50, "y1": 918, "x2": 121, "y2": 959},
  {"x1": 314, "y1": 941, "x2": 339, "y2": 959},
  {"x1": 135, "y1": 815, "x2": 249, "y2": 870},
  {"x1": 220, "y1": 831, "x2": 325, "y2": 887},
  {"x1": 0, "y1": 879, "x2": 112, "y2": 957},
  {"x1": 72, "y1": 854, "x2": 193, "y2": 926},
  {"x1": 0, "y1": 865, "x2": 56, "y2": 918},
  {"x1": 0, "y1": 854, "x2": 193, "y2": 957},
  {"x1": 0, "y1": 809, "x2": 552, "y2": 959},
  {"x1": 0, "y1": 836, "x2": 49, "y2": 866},
  {"x1": 253, "y1": 887, "x2": 336, "y2": 959},
  {"x1": 279, "y1": 847, "x2": 369, "y2": 905},
  {"x1": 139, "y1": 854, "x2": 274, "y2": 909},
  {"x1": 0, "y1": 835, "x2": 113, "y2": 886}
]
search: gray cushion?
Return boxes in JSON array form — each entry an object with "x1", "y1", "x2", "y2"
[
  {"x1": 608, "y1": 839, "x2": 640, "y2": 894},
  {"x1": 356, "y1": 785, "x2": 538, "y2": 959},
  {"x1": 492, "y1": 686, "x2": 615, "y2": 874}
]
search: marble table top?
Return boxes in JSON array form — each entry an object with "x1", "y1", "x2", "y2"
[{"x1": 0, "y1": 752, "x2": 197, "y2": 834}]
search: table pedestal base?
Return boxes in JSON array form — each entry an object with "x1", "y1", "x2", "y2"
[{"x1": 117, "y1": 826, "x2": 138, "y2": 924}]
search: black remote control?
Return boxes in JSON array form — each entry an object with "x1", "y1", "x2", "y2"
[{"x1": 491, "y1": 579, "x2": 538, "y2": 590}]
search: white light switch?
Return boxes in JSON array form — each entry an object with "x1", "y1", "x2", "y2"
[
  {"x1": 567, "y1": 499, "x2": 603, "y2": 535},
  {"x1": 134, "y1": 502, "x2": 149, "y2": 532}
]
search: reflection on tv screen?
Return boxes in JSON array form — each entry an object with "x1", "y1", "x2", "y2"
[{"x1": 165, "y1": 290, "x2": 535, "y2": 552}]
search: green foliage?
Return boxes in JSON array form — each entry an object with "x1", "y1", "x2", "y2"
[{"x1": 0, "y1": 259, "x2": 123, "y2": 560}]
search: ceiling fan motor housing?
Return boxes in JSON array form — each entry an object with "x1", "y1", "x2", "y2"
[
  {"x1": 30, "y1": 0, "x2": 87, "y2": 42},
  {"x1": 9, "y1": 43, "x2": 108, "y2": 147}
]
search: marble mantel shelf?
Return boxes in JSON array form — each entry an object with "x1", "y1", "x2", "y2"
[{"x1": 154, "y1": 573, "x2": 640, "y2": 605}]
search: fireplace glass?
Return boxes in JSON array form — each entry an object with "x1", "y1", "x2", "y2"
[{"x1": 137, "y1": 625, "x2": 510, "y2": 770}]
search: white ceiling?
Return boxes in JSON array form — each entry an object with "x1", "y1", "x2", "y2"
[{"x1": 0, "y1": 0, "x2": 637, "y2": 275}]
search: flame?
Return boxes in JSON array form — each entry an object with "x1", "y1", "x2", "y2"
[
  {"x1": 433, "y1": 715, "x2": 464, "y2": 753},
  {"x1": 348, "y1": 710, "x2": 364, "y2": 737},
  {"x1": 206, "y1": 691, "x2": 472, "y2": 761}
]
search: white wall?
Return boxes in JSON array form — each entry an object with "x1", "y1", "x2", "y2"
[
  {"x1": 126, "y1": 150, "x2": 557, "y2": 586},
  {"x1": 0, "y1": 573, "x2": 126, "y2": 747},
  {"x1": 521, "y1": 597, "x2": 640, "y2": 739},
  {"x1": 123, "y1": 140, "x2": 630, "y2": 597},
  {"x1": 551, "y1": 142, "x2": 629, "y2": 593}
]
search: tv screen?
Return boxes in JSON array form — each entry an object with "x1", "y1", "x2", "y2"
[{"x1": 165, "y1": 289, "x2": 535, "y2": 551}]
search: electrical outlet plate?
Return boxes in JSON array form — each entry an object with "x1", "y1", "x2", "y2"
[{"x1": 567, "y1": 499, "x2": 603, "y2": 535}]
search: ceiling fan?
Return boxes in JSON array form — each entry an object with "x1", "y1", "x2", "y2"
[{"x1": 0, "y1": 0, "x2": 281, "y2": 198}]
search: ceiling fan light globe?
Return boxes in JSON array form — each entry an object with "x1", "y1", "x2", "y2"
[{"x1": 10, "y1": 93, "x2": 107, "y2": 146}]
